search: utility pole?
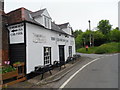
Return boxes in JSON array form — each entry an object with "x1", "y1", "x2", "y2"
[
  {"x1": 92, "y1": 29, "x2": 94, "y2": 47},
  {"x1": 88, "y1": 20, "x2": 92, "y2": 47}
]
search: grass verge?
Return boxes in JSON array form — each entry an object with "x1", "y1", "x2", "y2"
[{"x1": 77, "y1": 42, "x2": 120, "y2": 54}]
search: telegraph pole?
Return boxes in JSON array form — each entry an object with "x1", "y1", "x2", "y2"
[
  {"x1": 88, "y1": 20, "x2": 92, "y2": 47},
  {"x1": 92, "y1": 29, "x2": 94, "y2": 47}
]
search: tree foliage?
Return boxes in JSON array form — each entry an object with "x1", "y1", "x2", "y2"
[
  {"x1": 93, "y1": 31, "x2": 105, "y2": 46},
  {"x1": 74, "y1": 19, "x2": 120, "y2": 51},
  {"x1": 73, "y1": 29, "x2": 83, "y2": 38},
  {"x1": 109, "y1": 29, "x2": 120, "y2": 42},
  {"x1": 75, "y1": 34, "x2": 83, "y2": 49},
  {"x1": 97, "y1": 20, "x2": 112, "y2": 35}
]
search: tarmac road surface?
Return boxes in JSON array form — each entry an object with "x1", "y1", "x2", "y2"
[{"x1": 56, "y1": 53, "x2": 118, "y2": 88}]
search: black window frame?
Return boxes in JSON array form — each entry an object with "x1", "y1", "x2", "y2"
[{"x1": 44, "y1": 47, "x2": 51, "y2": 66}]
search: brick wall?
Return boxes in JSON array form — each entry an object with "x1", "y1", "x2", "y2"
[
  {"x1": 7, "y1": 8, "x2": 22, "y2": 24},
  {"x1": 0, "y1": 0, "x2": 8, "y2": 65},
  {"x1": 0, "y1": 0, "x2": 3, "y2": 65}
]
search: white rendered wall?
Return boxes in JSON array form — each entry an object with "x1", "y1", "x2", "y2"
[{"x1": 26, "y1": 23, "x2": 75, "y2": 74}]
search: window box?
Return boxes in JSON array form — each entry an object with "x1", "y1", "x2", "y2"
[
  {"x1": 1, "y1": 69, "x2": 18, "y2": 80},
  {"x1": 0, "y1": 66, "x2": 18, "y2": 81}
]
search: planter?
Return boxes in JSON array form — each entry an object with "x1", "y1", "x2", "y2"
[
  {"x1": 0, "y1": 69, "x2": 18, "y2": 81},
  {"x1": 13, "y1": 62, "x2": 25, "y2": 67}
]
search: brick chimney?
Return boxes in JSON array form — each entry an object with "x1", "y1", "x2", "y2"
[{"x1": 0, "y1": 0, "x2": 8, "y2": 65}]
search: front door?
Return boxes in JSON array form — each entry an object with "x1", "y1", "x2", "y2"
[{"x1": 59, "y1": 45, "x2": 65, "y2": 63}]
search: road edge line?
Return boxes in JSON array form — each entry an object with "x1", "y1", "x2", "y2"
[{"x1": 59, "y1": 58, "x2": 100, "y2": 89}]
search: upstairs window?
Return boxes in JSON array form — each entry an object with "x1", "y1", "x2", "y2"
[
  {"x1": 47, "y1": 19, "x2": 49, "y2": 28},
  {"x1": 44, "y1": 16, "x2": 50, "y2": 29},
  {"x1": 44, "y1": 17, "x2": 47, "y2": 27}
]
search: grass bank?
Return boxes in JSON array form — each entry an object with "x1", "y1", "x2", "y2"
[{"x1": 77, "y1": 42, "x2": 120, "y2": 54}]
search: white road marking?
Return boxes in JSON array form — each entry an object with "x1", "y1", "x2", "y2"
[
  {"x1": 59, "y1": 58, "x2": 100, "y2": 89},
  {"x1": 59, "y1": 54, "x2": 118, "y2": 89}
]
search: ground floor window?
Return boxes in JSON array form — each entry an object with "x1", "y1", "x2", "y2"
[
  {"x1": 69, "y1": 46, "x2": 72, "y2": 57},
  {"x1": 44, "y1": 47, "x2": 51, "y2": 65}
]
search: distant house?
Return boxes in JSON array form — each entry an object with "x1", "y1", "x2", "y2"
[{"x1": 6, "y1": 7, "x2": 76, "y2": 74}]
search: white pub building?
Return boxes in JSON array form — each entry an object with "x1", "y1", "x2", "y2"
[{"x1": 7, "y1": 8, "x2": 76, "y2": 74}]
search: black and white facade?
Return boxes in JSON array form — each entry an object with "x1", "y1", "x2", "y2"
[{"x1": 7, "y1": 8, "x2": 76, "y2": 74}]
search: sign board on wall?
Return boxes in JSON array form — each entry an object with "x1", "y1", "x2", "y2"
[{"x1": 8, "y1": 23, "x2": 24, "y2": 44}]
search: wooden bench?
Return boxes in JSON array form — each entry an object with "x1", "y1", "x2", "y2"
[
  {"x1": 53, "y1": 61, "x2": 66, "y2": 70},
  {"x1": 32, "y1": 65, "x2": 52, "y2": 80}
]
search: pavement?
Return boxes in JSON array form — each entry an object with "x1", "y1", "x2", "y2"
[{"x1": 8, "y1": 55, "x2": 93, "y2": 88}]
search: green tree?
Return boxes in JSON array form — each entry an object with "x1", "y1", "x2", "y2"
[
  {"x1": 75, "y1": 34, "x2": 83, "y2": 50},
  {"x1": 97, "y1": 20, "x2": 112, "y2": 35},
  {"x1": 81, "y1": 30, "x2": 92, "y2": 46},
  {"x1": 73, "y1": 30, "x2": 83, "y2": 38},
  {"x1": 93, "y1": 31, "x2": 106, "y2": 46},
  {"x1": 109, "y1": 29, "x2": 120, "y2": 42}
]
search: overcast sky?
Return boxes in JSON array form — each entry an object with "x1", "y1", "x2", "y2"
[{"x1": 4, "y1": 0, "x2": 119, "y2": 31}]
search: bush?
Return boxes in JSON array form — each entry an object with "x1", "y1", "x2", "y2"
[
  {"x1": 77, "y1": 42, "x2": 120, "y2": 54},
  {"x1": 0, "y1": 66, "x2": 16, "y2": 74},
  {"x1": 95, "y1": 42, "x2": 120, "y2": 54},
  {"x1": 117, "y1": 43, "x2": 120, "y2": 52},
  {"x1": 95, "y1": 46, "x2": 110, "y2": 54},
  {"x1": 77, "y1": 47, "x2": 97, "y2": 54}
]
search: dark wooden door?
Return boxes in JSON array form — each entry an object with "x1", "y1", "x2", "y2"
[{"x1": 59, "y1": 45, "x2": 65, "y2": 63}]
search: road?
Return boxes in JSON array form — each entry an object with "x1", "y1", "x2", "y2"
[{"x1": 53, "y1": 53, "x2": 118, "y2": 88}]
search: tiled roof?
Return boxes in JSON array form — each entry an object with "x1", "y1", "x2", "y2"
[
  {"x1": 6, "y1": 7, "x2": 68, "y2": 35},
  {"x1": 31, "y1": 8, "x2": 46, "y2": 18},
  {"x1": 51, "y1": 22, "x2": 67, "y2": 34},
  {"x1": 58, "y1": 23, "x2": 69, "y2": 29}
]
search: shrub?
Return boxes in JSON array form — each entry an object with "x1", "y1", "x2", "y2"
[
  {"x1": 77, "y1": 42, "x2": 120, "y2": 54},
  {"x1": 0, "y1": 66, "x2": 16, "y2": 74},
  {"x1": 77, "y1": 47, "x2": 97, "y2": 54},
  {"x1": 95, "y1": 42, "x2": 120, "y2": 54},
  {"x1": 95, "y1": 46, "x2": 109, "y2": 54}
]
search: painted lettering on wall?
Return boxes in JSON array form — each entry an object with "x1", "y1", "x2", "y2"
[
  {"x1": 51, "y1": 37, "x2": 68, "y2": 42},
  {"x1": 8, "y1": 23, "x2": 24, "y2": 44},
  {"x1": 33, "y1": 33, "x2": 46, "y2": 43}
]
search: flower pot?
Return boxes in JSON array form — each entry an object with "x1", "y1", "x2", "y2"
[{"x1": 13, "y1": 62, "x2": 25, "y2": 67}]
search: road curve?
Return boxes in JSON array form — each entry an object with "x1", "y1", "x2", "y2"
[{"x1": 61, "y1": 54, "x2": 118, "y2": 88}]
